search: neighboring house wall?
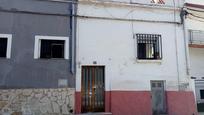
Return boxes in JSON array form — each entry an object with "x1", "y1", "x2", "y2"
[
  {"x1": 0, "y1": 0, "x2": 76, "y2": 114},
  {"x1": 0, "y1": 0, "x2": 75, "y2": 88},
  {"x1": 185, "y1": 3, "x2": 204, "y2": 111},
  {"x1": 189, "y1": 47, "x2": 204, "y2": 103},
  {"x1": 76, "y1": 0, "x2": 197, "y2": 115}
]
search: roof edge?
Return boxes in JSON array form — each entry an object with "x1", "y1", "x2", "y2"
[{"x1": 185, "y1": 3, "x2": 204, "y2": 9}]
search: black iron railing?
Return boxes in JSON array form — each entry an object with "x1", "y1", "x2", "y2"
[{"x1": 136, "y1": 34, "x2": 162, "y2": 60}]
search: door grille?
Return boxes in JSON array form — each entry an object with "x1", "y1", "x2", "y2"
[{"x1": 81, "y1": 66, "x2": 105, "y2": 113}]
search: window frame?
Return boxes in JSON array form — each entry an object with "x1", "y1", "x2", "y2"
[
  {"x1": 0, "y1": 34, "x2": 12, "y2": 59},
  {"x1": 34, "y1": 35, "x2": 69, "y2": 59},
  {"x1": 136, "y1": 34, "x2": 163, "y2": 61}
]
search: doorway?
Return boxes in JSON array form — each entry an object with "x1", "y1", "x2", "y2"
[
  {"x1": 151, "y1": 81, "x2": 167, "y2": 115},
  {"x1": 81, "y1": 66, "x2": 105, "y2": 113}
]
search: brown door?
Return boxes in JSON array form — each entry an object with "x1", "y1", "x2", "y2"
[{"x1": 81, "y1": 66, "x2": 105, "y2": 113}]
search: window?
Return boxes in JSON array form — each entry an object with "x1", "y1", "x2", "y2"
[
  {"x1": 0, "y1": 34, "x2": 12, "y2": 59},
  {"x1": 200, "y1": 90, "x2": 204, "y2": 99},
  {"x1": 34, "y1": 36, "x2": 69, "y2": 59},
  {"x1": 136, "y1": 34, "x2": 162, "y2": 60},
  {"x1": 0, "y1": 38, "x2": 7, "y2": 57},
  {"x1": 40, "y1": 40, "x2": 65, "y2": 59}
]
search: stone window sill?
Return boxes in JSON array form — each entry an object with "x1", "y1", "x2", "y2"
[{"x1": 136, "y1": 59, "x2": 162, "y2": 64}]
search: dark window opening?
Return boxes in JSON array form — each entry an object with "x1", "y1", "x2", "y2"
[
  {"x1": 136, "y1": 34, "x2": 162, "y2": 60},
  {"x1": 200, "y1": 90, "x2": 204, "y2": 99},
  {"x1": 0, "y1": 38, "x2": 8, "y2": 57},
  {"x1": 40, "y1": 40, "x2": 65, "y2": 59}
]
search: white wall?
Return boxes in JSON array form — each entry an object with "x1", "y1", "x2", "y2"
[
  {"x1": 186, "y1": 18, "x2": 204, "y2": 79},
  {"x1": 189, "y1": 48, "x2": 204, "y2": 101},
  {"x1": 189, "y1": 48, "x2": 204, "y2": 78},
  {"x1": 76, "y1": 1, "x2": 189, "y2": 92}
]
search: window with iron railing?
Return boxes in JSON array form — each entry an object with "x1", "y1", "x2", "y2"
[{"x1": 136, "y1": 34, "x2": 162, "y2": 60}]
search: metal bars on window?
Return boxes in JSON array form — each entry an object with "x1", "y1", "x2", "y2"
[{"x1": 136, "y1": 34, "x2": 162, "y2": 60}]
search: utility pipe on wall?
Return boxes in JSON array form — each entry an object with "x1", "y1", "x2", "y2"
[
  {"x1": 70, "y1": 0, "x2": 77, "y2": 74},
  {"x1": 172, "y1": 0, "x2": 181, "y2": 91},
  {"x1": 181, "y1": 8, "x2": 191, "y2": 76}
]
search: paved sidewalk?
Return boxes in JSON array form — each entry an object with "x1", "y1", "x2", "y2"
[{"x1": 199, "y1": 112, "x2": 204, "y2": 115}]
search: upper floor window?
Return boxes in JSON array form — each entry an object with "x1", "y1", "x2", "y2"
[
  {"x1": 0, "y1": 34, "x2": 12, "y2": 59},
  {"x1": 34, "y1": 36, "x2": 69, "y2": 59},
  {"x1": 136, "y1": 34, "x2": 162, "y2": 60},
  {"x1": 151, "y1": 0, "x2": 165, "y2": 4}
]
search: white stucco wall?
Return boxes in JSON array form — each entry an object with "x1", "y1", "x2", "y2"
[
  {"x1": 76, "y1": 0, "x2": 190, "y2": 92},
  {"x1": 189, "y1": 48, "x2": 204, "y2": 78}
]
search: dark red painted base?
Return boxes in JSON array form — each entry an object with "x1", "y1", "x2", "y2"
[
  {"x1": 109, "y1": 91, "x2": 152, "y2": 115},
  {"x1": 75, "y1": 91, "x2": 198, "y2": 115},
  {"x1": 75, "y1": 92, "x2": 81, "y2": 114},
  {"x1": 167, "y1": 91, "x2": 198, "y2": 115}
]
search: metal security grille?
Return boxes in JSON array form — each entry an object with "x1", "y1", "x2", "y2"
[
  {"x1": 0, "y1": 38, "x2": 8, "y2": 57},
  {"x1": 136, "y1": 34, "x2": 162, "y2": 60},
  {"x1": 81, "y1": 66, "x2": 105, "y2": 113}
]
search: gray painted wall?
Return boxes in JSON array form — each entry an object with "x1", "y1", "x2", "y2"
[{"x1": 0, "y1": 0, "x2": 75, "y2": 88}]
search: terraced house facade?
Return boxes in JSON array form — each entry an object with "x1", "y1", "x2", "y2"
[{"x1": 75, "y1": 0, "x2": 197, "y2": 115}]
